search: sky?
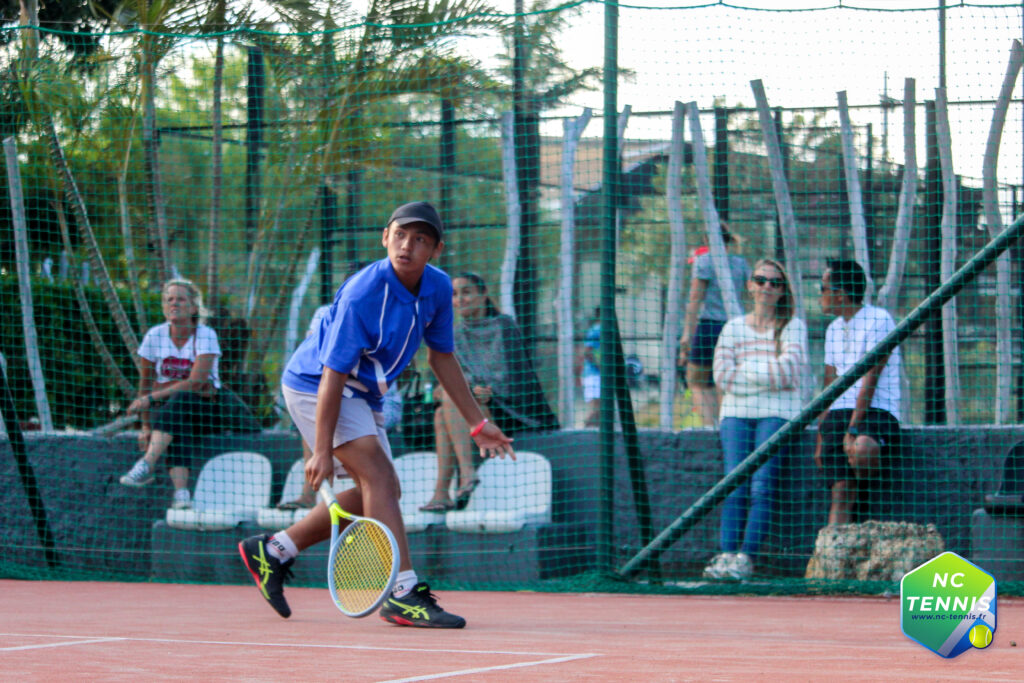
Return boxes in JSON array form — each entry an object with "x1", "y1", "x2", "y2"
[
  {"x1": 319, "y1": 0, "x2": 1024, "y2": 200},
  {"x1": 470, "y1": 0, "x2": 1024, "y2": 194}
]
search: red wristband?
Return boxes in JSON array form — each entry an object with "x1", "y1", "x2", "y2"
[{"x1": 470, "y1": 418, "x2": 489, "y2": 437}]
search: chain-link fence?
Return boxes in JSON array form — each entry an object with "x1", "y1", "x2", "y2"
[{"x1": 3, "y1": 1, "x2": 1024, "y2": 594}]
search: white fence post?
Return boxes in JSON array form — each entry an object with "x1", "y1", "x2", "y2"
[
  {"x1": 4, "y1": 137, "x2": 54, "y2": 431},
  {"x1": 878, "y1": 79, "x2": 918, "y2": 311},
  {"x1": 837, "y1": 90, "x2": 874, "y2": 303},
  {"x1": 686, "y1": 102, "x2": 743, "y2": 320},
  {"x1": 934, "y1": 88, "x2": 961, "y2": 425},
  {"x1": 981, "y1": 40, "x2": 1023, "y2": 425},
  {"x1": 556, "y1": 108, "x2": 593, "y2": 427},
  {"x1": 499, "y1": 112, "x2": 521, "y2": 319},
  {"x1": 750, "y1": 80, "x2": 806, "y2": 318},
  {"x1": 660, "y1": 102, "x2": 688, "y2": 429}
]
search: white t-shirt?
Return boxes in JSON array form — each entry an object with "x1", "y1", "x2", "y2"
[
  {"x1": 137, "y1": 322, "x2": 222, "y2": 389},
  {"x1": 713, "y1": 316, "x2": 807, "y2": 420},
  {"x1": 823, "y1": 305, "x2": 901, "y2": 420}
]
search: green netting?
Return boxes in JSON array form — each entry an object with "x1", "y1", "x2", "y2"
[{"x1": 3, "y1": 1, "x2": 1024, "y2": 599}]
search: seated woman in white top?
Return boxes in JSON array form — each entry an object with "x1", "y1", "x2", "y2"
[{"x1": 118, "y1": 279, "x2": 259, "y2": 508}]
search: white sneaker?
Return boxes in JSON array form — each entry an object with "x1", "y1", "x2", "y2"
[
  {"x1": 726, "y1": 552, "x2": 753, "y2": 580},
  {"x1": 119, "y1": 459, "x2": 154, "y2": 487},
  {"x1": 703, "y1": 552, "x2": 733, "y2": 580},
  {"x1": 171, "y1": 489, "x2": 192, "y2": 510}
]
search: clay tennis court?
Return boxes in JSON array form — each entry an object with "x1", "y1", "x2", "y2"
[{"x1": 2, "y1": 580, "x2": 1020, "y2": 680}]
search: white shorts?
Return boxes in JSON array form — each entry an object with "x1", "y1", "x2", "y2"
[
  {"x1": 282, "y1": 385, "x2": 393, "y2": 478},
  {"x1": 582, "y1": 374, "x2": 601, "y2": 402}
]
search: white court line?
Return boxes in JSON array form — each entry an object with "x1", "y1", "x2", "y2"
[
  {"x1": 378, "y1": 654, "x2": 600, "y2": 682},
  {"x1": 1, "y1": 637, "x2": 125, "y2": 652},
  {"x1": 0, "y1": 632, "x2": 595, "y2": 658}
]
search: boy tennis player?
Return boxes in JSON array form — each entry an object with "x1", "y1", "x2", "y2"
[{"x1": 239, "y1": 201, "x2": 514, "y2": 628}]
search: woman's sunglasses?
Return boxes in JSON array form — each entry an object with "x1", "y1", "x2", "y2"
[{"x1": 751, "y1": 275, "x2": 785, "y2": 289}]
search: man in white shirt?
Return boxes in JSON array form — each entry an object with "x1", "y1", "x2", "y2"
[{"x1": 814, "y1": 259, "x2": 902, "y2": 525}]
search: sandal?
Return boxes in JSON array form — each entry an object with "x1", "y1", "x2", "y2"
[
  {"x1": 277, "y1": 496, "x2": 315, "y2": 511},
  {"x1": 454, "y1": 478, "x2": 481, "y2": 510},
  {"x1": 419, "y1": 499, "x2": 455, "y2": 512}
]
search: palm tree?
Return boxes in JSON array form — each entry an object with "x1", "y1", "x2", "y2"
[
  {"x1": 93, "y1": 0, "x2": 209, "y2": 284},
  {"x1": 488, "y1": 0, "x2": 604, "y2": 349},
  {"x1": 235, "y1": 0, "x2": 501, "y2": 383},
  {"x1": 12, "y1": 0, "x2": 141, "y2": 373}
]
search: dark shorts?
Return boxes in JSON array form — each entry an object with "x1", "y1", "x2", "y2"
[
  {"x1": 151, "y1": 389, "x2": 260, "y2": 468},
  {"x1": 818, "y1": 408, "x2": 902, "y2": 487},
  {"x1": 689, "y1": 318, "x2": 726, "y2": 368}
]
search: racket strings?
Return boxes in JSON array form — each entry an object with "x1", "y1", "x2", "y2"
[{"x1": 329, "y1": 520, "x2": 396, "y2": 614}]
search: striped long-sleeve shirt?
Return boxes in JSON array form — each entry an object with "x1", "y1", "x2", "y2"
[{"x1": 712, "y1": 315, "x2": 807, "y2": 420}]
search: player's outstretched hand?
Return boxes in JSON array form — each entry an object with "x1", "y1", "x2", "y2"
[
  {"x1": 306, "y1": 451, "x2": 336, "y2": 492},
  {"x1": 472, "y1": 422, "x2": 515, "y2": 461}
]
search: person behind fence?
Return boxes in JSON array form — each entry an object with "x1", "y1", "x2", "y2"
[
  {"x1": 238, "y1": 201, "x2": 514, "y2": 628},
  {"x1": 420, "y1": 273, "x2": 558, "y2": 512},
  {"x1": 277, "y1": 300, "x2": 403, "y2": 511},
  {"x1": 814, "y1": 259, "x2": 902, "y2": 526},
  {"x1": 704, "y1": 258, "x2": 806, "y2": 581},
  {"x1": 118, "y1": 279, "x2": 261, "y2": 509},
  {"x1": 578, "y1": 307, "x2": 602, "y2": 428},
  {"x1": 678, "y1": 225, "x2": 751, "y2": 427}
]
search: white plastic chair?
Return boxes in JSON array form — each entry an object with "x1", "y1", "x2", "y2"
[
  {"x1": 444, "y1": 451, "x2": 552, "y2": 533},
  {"x1": 257, "y1": 458, "x2": 357, "y2": 529},
  {"x1": 256, "y1": 458, "x2": 306, "y2": 530},
  {"x1": 166, "y1": 451, "x2": 273, "y2": 531},
  {"x1": 392, "y1": 451, "x2": 441, "y2": 533}
]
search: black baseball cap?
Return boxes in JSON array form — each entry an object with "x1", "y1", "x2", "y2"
[{"x1": 387, "y1": 201, "x2": 444, "y2": 243}]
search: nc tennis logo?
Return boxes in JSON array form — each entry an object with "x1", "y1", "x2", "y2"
[{"x1": 900, "y1": 551, "x2": 996, "y2": 658}]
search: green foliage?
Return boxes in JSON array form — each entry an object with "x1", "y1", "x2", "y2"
[
  {"x1": 0, "y1": 0, "x2": 120, "y2": 58},
  {"x1": 0, "y1": 277, "x2": 276, "y2": 429},
  {"x1": 490, "y1": 0, "x2": 602, "y2": 113},
  {"x1": 0, "y1": 277, "x2": 158, "y2": 429}
]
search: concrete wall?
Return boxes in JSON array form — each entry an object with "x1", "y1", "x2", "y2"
[{"x1": 2, "y1": 425, "x2": 1022, "y2": 583}]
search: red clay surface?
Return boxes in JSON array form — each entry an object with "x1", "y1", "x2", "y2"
[{"x1": 2, "y1": 580, "x2": 1022, "y2": 681}]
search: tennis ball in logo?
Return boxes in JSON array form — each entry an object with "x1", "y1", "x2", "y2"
[
  {"x1": 901, "y1": 551, "x2": 997, "y2": 658},
  {"x1": 969, "y1": 624, "x2": 993, "y2": 649}
]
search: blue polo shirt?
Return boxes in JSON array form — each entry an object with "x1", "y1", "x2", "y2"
[{"x1": 283, "y1": 258, "x2": 454, "y2": 411}]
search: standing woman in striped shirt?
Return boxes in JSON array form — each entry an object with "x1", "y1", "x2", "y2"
[{"x1": 703, "y1": 258, "x2": 806, "y2": 581}]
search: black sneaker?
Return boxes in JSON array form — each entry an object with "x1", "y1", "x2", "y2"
[
  {"x1": 379, "y1": 582, "x2": 466, "y2": 629},
  {"x1": 238, "y1": 534, "x2": 294, "y2": 618}
]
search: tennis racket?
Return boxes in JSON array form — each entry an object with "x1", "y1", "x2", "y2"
[{"x1": 318, "y1": 480, "x2": 400, "y2": 618}]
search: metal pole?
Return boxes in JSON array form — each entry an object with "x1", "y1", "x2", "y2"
[
  {"x1": 865, "y1": 123, "x2": 875, "y2": 274},
  {"x1": 439, "y1": 99, "x2": 456, "y2": 271},
  {"x1": 882, "y1": 72, "x2": 890, "y2": 164},
  {"x1": 1015, "y1": 187, "x2": 1024, "y2": 422},
  {"x1": 0, "y1": 356, "x2": 56, "y2": 568},
  {"x1": 924, "y1": 101, "x2": 947, "y2": 424},
  {"x1": 346, "y1": 167, "x2": 362, "y2": 272},
  {"x1": 713, "y1": 107, "x2": 729, "y2": 223},
  {"x1": 598, "y1": 0, "x2": 619, "y2": 572},
  {"x1": 440, "y1": 99, "x2": 456, "y2": 215},
  {"x1": 245, "y1": 47, "x2": 264, "y2": 257},
  {"x1": 773, "y1": 107, "x2": 788, "y2": 262},
  {"x1": 320, "y1": 182, "x2": 337, "y2": 303},
  {"x1": 513, "y1": 0, "x2": 539, "y2": 355},
  {"x1": 939, "y1": 0, "x2": 947, "y2": 90},
  {"x1": 619, "y1": 212, "x2": 1024, "y2": 578}
]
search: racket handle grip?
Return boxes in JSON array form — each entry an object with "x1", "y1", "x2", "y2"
[{"x1": 318, "y1": 480, "x2": 336, "y2": 507}]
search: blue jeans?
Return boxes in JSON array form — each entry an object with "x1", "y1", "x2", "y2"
[{"x1": 718, "y1": 417, "x2": 787, "y2": 557}]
